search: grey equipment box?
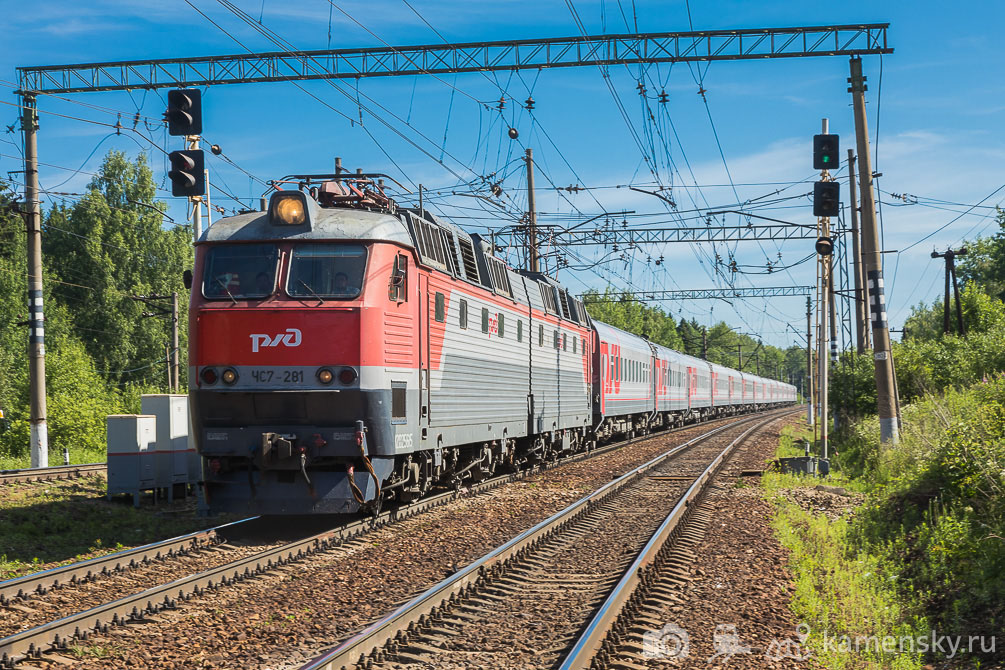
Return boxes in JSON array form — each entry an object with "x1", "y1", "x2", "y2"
[
  {"x1": 106, "y1": 415, "x2": 157, "y2": 506},
  {"x1": 141, "y1": 394, "x2": 192, "y2": 490}
]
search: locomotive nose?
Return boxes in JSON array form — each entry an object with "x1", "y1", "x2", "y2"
[{"x1": 194, "y1": 308, "x2": 361, "y2": 389}]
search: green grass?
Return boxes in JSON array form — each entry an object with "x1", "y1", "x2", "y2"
[
  {"x1": 0, "y1": 475, "x2": 231, "y2": 579},
  {"x1": 764, "y1": 425, "x2": 927, "y2": 669},
  {"x1": 0, "y1": 444, "x2": 107, "y2": 470},
  {"x1": 767, "y1": 486, "x2": 928, "y2": 669},
  {"x1": 765, "y1": 424, "x2": 869, "y2": 495}
]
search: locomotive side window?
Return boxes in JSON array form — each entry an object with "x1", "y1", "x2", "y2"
[
  {"x1": 388, "y1": 253, "x2": 408, "y2": 302},
  {"x1": 539, "y1": 325, "x2": 544, "y2": 347},
  {"x1": 459, "y1": 300, "x2": 468, "y2": 329},
  {"x1": 434, "y1": 292, "x2": 445, "y2": 322},
  {"x1": 391, "y1": 382, "x2": 407, "y2": 423},
  {"x1": 481, "y1": 307, "x2": 489, "y2": 333},
  {"x1": 517, "y1": 320, "x2": 523, "y2": 342},
  {"x1": 202, "y1": 243, "x2": 278, "y2": 300},
  {"x1": 288, "y1": 244, "x2": 367, "y2": 299},
  {"x1": 498, "y1": 313, "x2": 505, "y2": 338}
]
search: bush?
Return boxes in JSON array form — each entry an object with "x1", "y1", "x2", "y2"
[{"x1": 846, "y1": 378, "x2": 1005, "y2": 656}]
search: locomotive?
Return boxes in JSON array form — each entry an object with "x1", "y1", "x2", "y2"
[{"x1": 188, "y1": 171, "x2": 797, "y2": 515}]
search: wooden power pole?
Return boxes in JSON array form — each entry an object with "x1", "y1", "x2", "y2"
[{"x1": 849, "y1": 56, "x2": 899, "y2": 444}]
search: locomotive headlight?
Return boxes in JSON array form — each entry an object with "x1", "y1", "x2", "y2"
[
  {"x1": 338, "y1": 367, "x2": 358, "y2": 385},
  {"x1": 273, "y1": 194, "x2": 306, "y2": 226},
  {"x1": 221, "y1": 368, "x2": 238, "y2": 385},
  {"x1": 317, "y1": 368, "x2": 334, "y2": 385},
  {"x1": 201, "y1": 367, "x2": 218, "y2": 385}
]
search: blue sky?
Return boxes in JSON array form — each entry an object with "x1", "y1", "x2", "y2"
[{"x1": 3, "y1": 1, "x2": 1003, "y2": 350}]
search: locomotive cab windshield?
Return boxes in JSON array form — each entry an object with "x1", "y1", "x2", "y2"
[
  {"x1": 287, "y1": 243, "x2": 367, "y2": 299},
  {"x1": 202, "y1": 243, "x2": 279, "y2": 300}
]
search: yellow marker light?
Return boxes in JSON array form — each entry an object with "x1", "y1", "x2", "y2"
[
  {"x1": 317, "y1": 368, "x2": 334, "y2": 385},
  {"x1": 221, "y1": 368, "x2": 238, "y2": 385},
  {"x1": 274, "y1": 195, "x2": 306, "y2": 225}
]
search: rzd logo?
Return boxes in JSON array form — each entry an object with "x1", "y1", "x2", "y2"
[{"x1": 250, "y1": 328, "x2": 302, "y2": 353}]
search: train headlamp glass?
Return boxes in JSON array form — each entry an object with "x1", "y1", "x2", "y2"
[
  {"x1": 221, "y1": 368, "x2": 238, "y2": 385},
  {"x1": 317, "y1": 368, "x2": 334, "y2": 385},
  {"x1": 273, "y1": 194, "x2": 306, "y2": 226},
  {"x1": 201, "y1": 367, "x2": 218, "y2": 385},
  {"x1": 338, "y1": 367, "x2": 358, "y2": 385}
]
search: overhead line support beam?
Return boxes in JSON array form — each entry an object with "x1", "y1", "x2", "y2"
[
  {"x1": 580, "y1": 286, "x2": 814, "y2": 302},
  {"x1": 555, "y1": 224, "x2": 817, "y2": 246},
  {"x1": 17, "y1": 24, "x2": 891, "y2": 94}
]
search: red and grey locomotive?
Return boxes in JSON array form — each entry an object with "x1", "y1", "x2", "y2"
[{"x1": 188, "y1": 171, "x2": 796, "y2": 515}]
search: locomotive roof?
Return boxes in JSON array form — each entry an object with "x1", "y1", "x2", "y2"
[{"x1": 199, "y1": 206, "x2": 415, "y2": 246}]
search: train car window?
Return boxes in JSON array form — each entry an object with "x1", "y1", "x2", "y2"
[
  {"x1": 517, "y1": 320, "x2": 523, "y2": 342},
  {"x1": 539, "y1": 324, "x2": 544, "y2": 346},
  {"x1": 572, "y1": 336, "x2": 577, "y2": 353},
  {"x1": 391, "y1": 382, "x2": 407, "y2": 423},
  {"x1": 582, "y1": 338, "x2": 587, "y2": 354},
  {"x1": 481, "y1": 307, "x2": 489, "y2": 333},
  {"x1": 562, "y1": 334, "x2": 567, "y2": 351},
  {"x1": 203, "y1": 243, "x2": 279, "y2": 300},
  {"x1": 434, "y1": 292, "x2": 445, "y2": 322},
  {"x1": 459, "y1": 300, "x2": 468, "y2": 329},
  {"x1": 498, "y1": 313, "x2": 505, "y2": 338},
  {"x1": 287, "y1": 244, "x2": 367, "y2": 299}
]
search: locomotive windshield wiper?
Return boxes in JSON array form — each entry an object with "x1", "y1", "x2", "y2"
[
  {"x1": 298, "y1": 279, "x2": 325, "y2": 305},
  {"x1": 215, "y1": 277, "x2": 238, "y2": 305}
]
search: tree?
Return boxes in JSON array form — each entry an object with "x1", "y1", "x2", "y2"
[
  {"x1": 0, "y1": 177, "x2": 126, "y2": 460},
  {"x1": 956, "y1": 208, "x2": 1005, "y2": 302},
  {"x1": 42, "y1": 151, "x2": 193, "y2": 387}
]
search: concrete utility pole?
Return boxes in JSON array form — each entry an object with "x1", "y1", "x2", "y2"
[
  {"x1": 702, "y1": 327, "x2": 708, "y2": 360},
  {"x1": 525, "y1": 148, "x2": 539, "y2": 273},
  {"x1": 21, "y1": 95, "x2": 48, "y2": 467},
  {"x1": 847, "y1": 150, "x2": 870, "y2": 352},
  {"x1": 849, "y1": 56, "x2": 899, "y2": 444}
]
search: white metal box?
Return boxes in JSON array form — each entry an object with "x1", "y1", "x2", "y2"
[
  {"x1": 141, "y1": 394, "x2": 192, "y2": 486},
  {"x1": 106, "y1": 415, "x2": 157, "y2": 499}
]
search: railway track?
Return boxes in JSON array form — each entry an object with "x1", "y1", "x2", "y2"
[
  {"x1": 297, "y1": 410, "x2": 793, "y2": 670},
  {"x1": 0, "y1": 407, "x2": 792, "y2": 668},
  {"x1": 0, "y1": 463, "x2": 105, "y2": 486}
]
